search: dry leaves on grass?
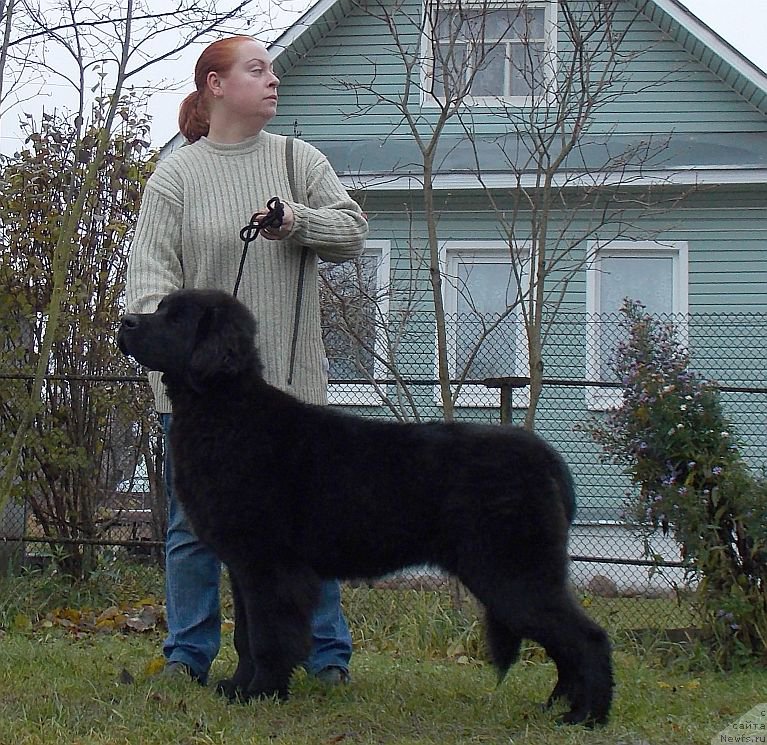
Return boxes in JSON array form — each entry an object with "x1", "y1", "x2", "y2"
[
  {"x1": 13, "y1": 599, "x2": 166, "y2": 637},
  {"x1": 13, "y1": 602, "x2": 235, "y2": 640}
]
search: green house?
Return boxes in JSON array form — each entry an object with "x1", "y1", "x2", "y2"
[{"x1": 163, "y1": 0, "x2": 767, "y2": 587}]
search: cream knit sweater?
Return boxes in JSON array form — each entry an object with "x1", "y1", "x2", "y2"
[{"x1": 126, "y1": 131, "x2": 368, "y2": 413}]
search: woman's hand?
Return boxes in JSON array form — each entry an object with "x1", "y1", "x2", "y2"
[{"x1": 256, "y1": 202, "x2": 294, "y2": 240}]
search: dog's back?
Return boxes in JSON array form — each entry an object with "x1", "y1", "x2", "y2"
[{"x1": 245, "y1": 400, "x2": 578, "y2": 582}]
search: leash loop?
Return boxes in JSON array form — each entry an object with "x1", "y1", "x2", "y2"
[{"x1": 233, "y1": 196, "x2": 285, "y2": 298}]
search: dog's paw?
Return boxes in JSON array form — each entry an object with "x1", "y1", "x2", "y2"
[
  {"x1": 244, "y1": 683, "x2": 290, "y2": 702},
  {"x1": 215, "y1": 678, "x2": 250, "y2": 703},
  {"x1": 558, "y1": 707, "x2": 598, "y2": 728}
]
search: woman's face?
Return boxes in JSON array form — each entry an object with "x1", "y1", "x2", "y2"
[{"x1": 209, "y1": 40, "x2": 280, "y2": 126}]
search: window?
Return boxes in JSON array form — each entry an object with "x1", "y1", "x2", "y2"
[
  {"x1": 320, "y1": 241, "x2": 390, "y2": 405},
  {"x1": 586, "y1": 241, "x2": 689, "y2": 409},
  {"x1": 440, "y1": 241, "x2": 531, "y2": 407},
  {"x1": 425, "y1": 0, "x2": 555, "y2": 103}
]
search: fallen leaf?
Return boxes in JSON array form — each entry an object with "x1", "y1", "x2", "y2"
[
  {"x1": 12, "y1": 613, "x2": 32, "y2": 632},
  {"x1": 145, "y1": 657, "x2": 166, "y2": 676}
]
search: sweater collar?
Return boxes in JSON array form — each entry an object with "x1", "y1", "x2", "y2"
[{"x1": 197, "y1": 131, "x2": 268, "y2": 156}]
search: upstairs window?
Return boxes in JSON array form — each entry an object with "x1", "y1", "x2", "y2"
[{"x1": 426, "y1": 0, "x2": 554, "y2": 103}]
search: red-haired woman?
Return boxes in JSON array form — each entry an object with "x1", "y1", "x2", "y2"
[{"x1": 126, "y1": 36, "x2": 367, "y2": 687}]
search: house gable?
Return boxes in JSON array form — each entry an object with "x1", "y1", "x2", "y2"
[
  {"x1": 263, "y1": 0, "x2": 767, "y2": 187},
  {"x1": 631, "y1": 0, "x2": 767, "y2": 115}
]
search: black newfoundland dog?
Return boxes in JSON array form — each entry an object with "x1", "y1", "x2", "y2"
[{"x1": 118, "y1": 288, "x2": 613, "y2": 726}]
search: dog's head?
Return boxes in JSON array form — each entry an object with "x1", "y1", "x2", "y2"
[{"x1": 118, "y1": 289, "x2": 262, "y2": 393}]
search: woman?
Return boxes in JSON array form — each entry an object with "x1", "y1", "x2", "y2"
[{"x1": 126, "y1": 35, "x2": 367, "y2": 686}]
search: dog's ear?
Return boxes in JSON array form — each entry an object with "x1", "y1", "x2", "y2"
[{"x1": 187, "y1": 305, "x2": 251, "y2": 392}]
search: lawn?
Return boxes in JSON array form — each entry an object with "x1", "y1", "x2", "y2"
[
  {"x1": 0, "y1": 564, "x2": 763, "y2": 744},
  {"x1": 0, "y1": 630, "x2": 764, "y2": 745}
]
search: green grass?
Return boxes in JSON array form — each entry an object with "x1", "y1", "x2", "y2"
[
  {"x1": 341, "y1": 586, "x2": 701, "y2": 659},
  {"x1": 583, "y1": 594, "x2": 700, "y2": 631},
  {"x1": 0, "y1": 562, "x2": 762, "y2": 744},
  {"x1": 0, "y1": 630, "x2": 764, "y2": 745}
]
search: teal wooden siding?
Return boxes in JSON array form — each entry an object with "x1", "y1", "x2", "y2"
[
  {"x1": 271, "y1": 0, "x2": 767, "y2": 139},
  {"x1": 358, "y1": 187, "x2": 767, "y2": 312},
  {"x1": 324, "y1": 185, "x2": 767, "y2": 521}
]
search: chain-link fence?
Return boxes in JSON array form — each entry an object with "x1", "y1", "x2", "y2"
[{"x1": 2, "y1": 311, "x2": 765, "y2": 633}]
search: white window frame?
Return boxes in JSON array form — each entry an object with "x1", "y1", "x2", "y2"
[
  {"x1": 326, "y1": 241, "x2": 391, "y2": 407},
  {"x1": 421, "y1": 0, "x2": 558, "y2": 108},
  {"x1": 585, "y1": 240, "x2": 689, "y2": 410},
  {"x1": 438, "y1": 241, "x2": 531, "y2": 408}
]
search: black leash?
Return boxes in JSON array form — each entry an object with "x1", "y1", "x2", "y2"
[
  {"x1": 233, "y1": 196, "x2": 285, "y2": 298},
  {"x1": 234, "y1": 137, "x2": 307, "y2": 386}
]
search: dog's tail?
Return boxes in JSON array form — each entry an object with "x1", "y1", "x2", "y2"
[
  {"x1": 485, "y1": 611, "x2": 522, "y2": 685},
  {"x1": 553, "y1": 452, "x2": 578, "y2": 525}
]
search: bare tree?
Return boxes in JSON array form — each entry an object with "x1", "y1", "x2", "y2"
[
  {"x1": 329, "y1": 0, "x2": 692, "y2": 429},
  {"x1": 0, "y1": 0, "x2": 42, "y2": 122},
  {"x1": 320, "y1": 251, "x2": 429, "y2": 421},
  {"x1": 0, "y1": 0, "x2": 14, "y2": 108},
  {"x1": 0, "y1": 0, "x2": 263, "y2": 520}
]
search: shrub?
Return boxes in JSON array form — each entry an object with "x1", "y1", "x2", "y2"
[{"x1": 585, "y1": 300, "x2": 767, "y2": 666}]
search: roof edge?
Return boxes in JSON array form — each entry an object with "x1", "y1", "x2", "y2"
[
  {"x1": 635, "y1": 0, "x2": 767, "y2": 111},
  {"x1": 267, "y1": 0, "x2": 354, "y2": 74}
]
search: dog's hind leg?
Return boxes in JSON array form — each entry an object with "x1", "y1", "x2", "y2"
[
  {"x1": 216, "y1": 562, "x2": 320, "y2": 703},
  {"x1": 474, "y1": 579, "x2": 612, "y2": 726},
  {"x1": 485, "y1": 603, "x2": 576, "y2": 710},
  {"x1": 523, "y1": 591, "x2": 613, "y2": 727}
]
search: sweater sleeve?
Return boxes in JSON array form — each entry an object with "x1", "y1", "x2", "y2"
[
  {"x1": 285, "y1": 146, "x2": 368, "y2": 264},
  {"x1": 125, "y1": 171, "x2": 184, "y2": 315}
]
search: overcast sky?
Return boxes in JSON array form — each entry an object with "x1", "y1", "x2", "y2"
[
  {"x1": 679, "y1": 0, "x2": 767, "y2": 72},
  {"x1": 2, "y1": 0, "x2": 766, "y2": 153}
]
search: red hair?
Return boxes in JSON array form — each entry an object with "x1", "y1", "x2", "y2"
[{"x1": 178, "y1": 36, "x2": 260, "y2": 143}]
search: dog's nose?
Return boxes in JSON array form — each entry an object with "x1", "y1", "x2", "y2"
[{"x1": 120, "y1": 314, "x2": 140, "y2": 329}]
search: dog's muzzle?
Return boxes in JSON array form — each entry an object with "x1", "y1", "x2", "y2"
[{"x1": 117, "y1": 314, "x2": 140, "y2": 355}]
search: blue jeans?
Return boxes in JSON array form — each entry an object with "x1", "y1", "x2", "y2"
[{"x1": 160, "y1": 414, "x2": 352, "y2": 683}]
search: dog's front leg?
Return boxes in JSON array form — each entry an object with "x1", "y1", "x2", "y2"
[
  {"x1": 215, "y1": 566, "x2": 255, "y2": 702},
  {"x1": 216, "y1": 561, "x2": 319, "y2": 702}
]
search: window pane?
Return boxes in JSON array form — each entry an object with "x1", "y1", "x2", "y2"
[
  {"x1": 321, "y1": 255, "x2": 380, "y2": 380},
  {"x1": 471, "y1": 44, "x2": 506, "y2": 97},
  {"x1": 434, "y1": 6, "x2": 546, "y2": 99},
  {"x1": 457, "y1": 262, "x2": 517, "y2": 313},
  {"x1": 455, "y1": 261, "x2": 518, "y2": 378},
  {"x1": 598, "y1": 255, "x2": 674, "y2": 379},
  {"x1": 510, "y1": 41, "x2": 544, "y2": 97},
  {"x1": 466, "y1": 8, "x2": 545, "y2": 40},
  {"x1": 433, "y1": 42, "x2": 466, "y2": 97},
  {"x1": 513, "y1": 7, "x2": 545, "y2": 38},
  {"x1": 600, "y1": 256, "x2": 673, "y2": 316},
  {"x1": 469, "y1": 9, "x2": 514, "y2": 39}
]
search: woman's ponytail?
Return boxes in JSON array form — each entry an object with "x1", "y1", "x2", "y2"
[{"x1": 178, "y1": 90, "x2": 209, "y2": 143}]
